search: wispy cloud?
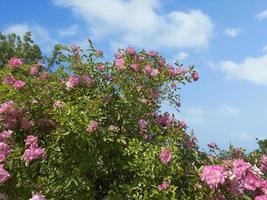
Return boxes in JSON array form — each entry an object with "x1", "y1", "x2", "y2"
[
  {"x1": 229, "y1": 131, "x2": 255, "y2": 141},
  {"x1": 3, "y1": 23, "x2": 82, "y2": 53},
  {"x1": 224, "y1": 28, "x2": 242, "y2": 37},
  {"x1": 219, "y1": 105, "x2": 240, "y2": 116},
  {"x1": 58, "y1": 24, "x2": 79, "y2": 37},
  {"x1": 220, "y1": 54, "x2": 267, "y2": 85},
  {"x1": 53, "y1": 0, "x2": 214, "y2": 50},
  {"x1": 256, "y1": 9, "x2": 267, "y2": 20},
  {"x1": 3, "y1": 23, "x2": 57, "y2": 52}
]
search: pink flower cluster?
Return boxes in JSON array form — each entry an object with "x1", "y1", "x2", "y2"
[
  {"x1": 143, "y1": 65, "x2": 159, "y2": 77},
  {"x1": 138, "y1": 119, "x2": 148, "y2": 133},
  {"x1": 260, "y1": 155, "x2": 267, "y2": 173},
  {"x1": 155, "y1": 113, "x2": 175, "y2": 128},
  {"x1": 160, "y1": 149, "x2": 172, "y2": 165},
  {"x1": 192, "y1": 71, "x2": 199, "y2": 81},
  {"x1": 158, "y1": 181, "x2": 169, "y2": 191},
  {"x1": 0, "y1": 164, "x2": 10, "y2": 183},
  {"x1": 53, "y1": 100, "x2": 64, "y2": 109},
  {"x1": 168, "y1": 66, "x2": 186, "y2": 78},
  {"x1": 22, "y1": 135, "x2": 45, "y2": 164},
  {"x1": 115, "y1": 58, "x2": 125, "y2": 70},
  {"x1": 201, "y1": 159, "x2": 267, "y2": 198},
  {"x1": 0, "y1": 101, "x2": 22, "y2": 129},
  {"x1": 21, "y1": 117, "x2": 34, "y2": 130},
  {"x1": 0, "y1": 130, "x2": 12, "y2": 184},
  {"x1": 66, "y1": 75, "x2": 80, "y2": 90},
  {"x1": 29, "y1": 193, "x2": 46, "y2": 200},
  {"x1": 30, "y1": 65, "x2": 39, "y2": 76},
  {"x1": 2, "y1": 75, "x2": 26, "y2": 89},
  {"x1": 8, "y1": 57, "x2": 23, "y2": 69},
  {"x1": 86, "y1": 120, "x2": 98, "y2": 133},
  {"x1": 125, "y1": 47, "x2": 136, "y2": 55},
  {"x1": 66, "y1": 75, "x2": 94, "y2": 90},
  {"x1": 200, "y1": 165, "x2": 227, "y2": 189}
]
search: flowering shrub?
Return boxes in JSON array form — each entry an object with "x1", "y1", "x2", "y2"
[
  {"x1": 200, "y1": 143, "x2": 267, "y2": 200},
  {"x1": 0, "y1": 39, "x2": 210, "y2": 199}
]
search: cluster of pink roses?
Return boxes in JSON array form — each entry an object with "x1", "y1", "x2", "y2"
[
  {"x1": 0, "y1": 130, "x2": 12, "y2": 184},
  {"x1": 29, "y1": 193, "x2": 46, "y2": 200},
  {"x1": 86, "y1": 120, "x2": 98, "y2": 133},
  {"x1": 2, "y1": 75, "x2": 26, "y2": 89},
  {"x1": 66, "y1": 74, "x2": 94, "y2": 90},
  {"x1": 8, "y1": 57, "x2": 23, "y2": 69},
  {"x1": 113, "y1": 47, "x2": 199, "y2": 83},
  {"x1": 0, "y1": 101, "x2": 35, "y2": 130},
  {"x1": 200, "y1": 158, "x2": 267, "y2": 199},
  {"x1": 0, "y1": 101, "x2": 22, "y2": 129},
  {"x1": 22, "y1": 135, "x2": 45, "y2": 165}
]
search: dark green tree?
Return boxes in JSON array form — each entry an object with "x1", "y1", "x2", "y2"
[{"x1": 0, "y1": 32, "x2": 42, "y2": 68}]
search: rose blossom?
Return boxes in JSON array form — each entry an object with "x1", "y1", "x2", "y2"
[
  {"x1": 207, "y1": 142, "x2": 217, "y2": 148},
  {"x1": 21, "y1": 117, "x2": 34, "y2": 130},
  {"x1": 2, "y1": 75, "x2": 16, "y2": 85},
  {"x1": 82, "y1": 75, "x2": 93, "y2": 87},
  {"x1": 178, "y1": 120, "x2": 187, "y2": 129},
  {"x1": 115, "y1": 58, "x2": 125, "y2": 70},
  {"x1": 149, "y1": 50, "x2": 158, "y2": 57},
  {"x1": 130, "y1": 64, "x2": 139, "y2": 72},
  {"x1": 160, "y1": 149, "x2": 172, "y2": 165},
  {"x1": 53, "y1": 100, "x2": 64, "y2": 108},
  {"x1": 24, "y1": 135, "x2": 39, "y2": 146},
  {"x1": 158, "y1": 181, "x2": 169, "y2": 191},
  {"x1": 30, "y1": 66, "x2": 39, "y2": 76},
  {"x1": 0, "y1": 164, "x2": 10, "y2": 183},
  {"x1": 255, "y1": 195, "x2": 267, "y2": 200},
  {"x1": 200, "y1": 165, "x2": 227, "y2": 189},
  {"x1": 22, "y1": 146, "x2": 45, "y2": 162},
  {"x1": 66, "y1": 75, "x2": 80, "y2": 90},
  {"x1": 8, "y1": 57, "x2": 23, "y2": 69},
  {"x1": 138, "y1": 119, "x2": 148, "y2": 130},
  {"x1": 13, "y1": 80, "x2": 26, "y2": 89},
  {"x1": 125, "y1": 47, "x2": 136, "y2": 55},
  {"x1": 0, "y1": 130, "x2": 13, "y2": 142},
  {"x1": 0, "y1": 101, "x2": 14, "y2": 114},
  {"x1": 192, "y1": 71, "x2": 199, "y2": 81},
  {"x1": 29, "y1": 193, "x2": 47, "y2": 200},
  {"x1": 86, "y1": 121, "x2": 98, "y2": 133}
]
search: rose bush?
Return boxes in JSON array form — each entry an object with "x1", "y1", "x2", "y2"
[{"x1": 0, "y1": 39, "x2": 211, "y2": 199}]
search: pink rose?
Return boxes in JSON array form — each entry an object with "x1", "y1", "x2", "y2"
[
  {"x1": 0, "y1": 164, "x2": 10, "y2": 183},
  {"x1": 13, "y1": 80, "x2": 26, "y2": 89},
  {"x1": 158, "y1": 181, "x2": 169, "y2": 191},
  {"x1": 130, "y1": 64, "x2": 139, "y2": 72},
  {"x1": 8, "y1": 57, "x2": 23, "y2": 69},
  {"x1": 160, "y1": 149, "x2": 172, "y2": 165},
  {"x1": 86, "y1": 120, "x2": 98, "y2": 133},
  {"x1": 192, "y1": 71, "x2": 199, "y2": 81}
]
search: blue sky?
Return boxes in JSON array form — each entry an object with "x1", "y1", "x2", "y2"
[{"x1": 1, "y1": 0, "x2": 267, "y2": 151}]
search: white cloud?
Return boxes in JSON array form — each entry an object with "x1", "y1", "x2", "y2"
[
  {"x1": 229, "y1": 131, "x2": 255, "y2": 141},
  {"x1": 58, "y1": 25, "x2": 79, "y2": 37},
  {"x1": 263, "y1": 45, "x2": 267, "y2": 52},
  {"x1": 256, "y1": 9, "x2": 267, "y2": 20},
  {"x1": 220, "y1": 54, "x2": 267, "y2": 85},
  {"x1": 3, "y1": 23, "x2": 81, "y2": 53},
  {"x1": 53, "y1": 0, "x2": 213, "y2": 50},
  {"x1": 3, "y1": 23, "x2": 57, "y2": 53},
  {"x1": 219, "y1": 105, "x2": 239, "y2": 116},
  {"x1": 3, "y1": 23, "x2": 31, "y2": 36},
  {"x1": 177, "y1": 52, "x2": 189, "y2": 61},
  {"x1": 224, "y1": 28, "x2": 242, "y2": 37},
  {"x1": 184, "y1": 107, "x2": 206, "y2": 124}
]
